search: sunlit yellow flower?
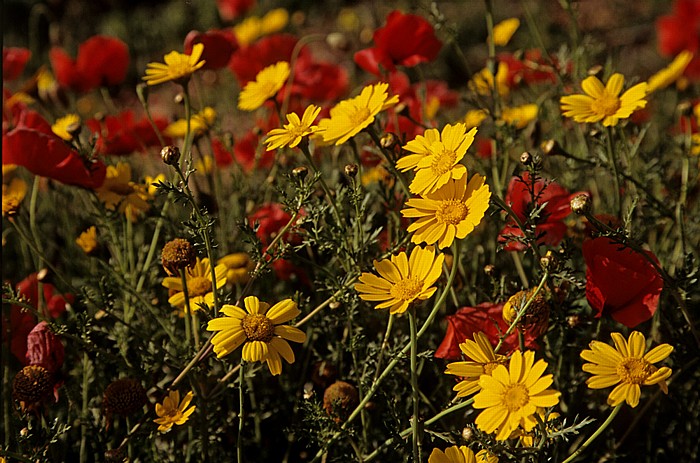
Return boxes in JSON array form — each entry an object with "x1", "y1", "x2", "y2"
[
  {"x1": 691, "y1": 133, "x2": 700, "y2": 156},
  {"x1": 647, "y1": 51, "x2": 693, "y2": 93},
  {"x1": 238, "y1": 61, "x2": 290, "y2": 111},
  {"x1": 402, "y1": 174, "x2": 491, "y2": 249},
  {"x1": 145, "y1": 174, "x2": 166, "y2": 196},
  {"x1": 95, "y1": 162, "x2": 150, "y2": 222},
  {"x1": 397, "y1": 124, "x2": 477, "y2": 195},
  {"x1": 515, "y1": 409, "x2": 560, "y2": 447},
  {"x1": 162, "y1": 257, "x2": 228, "y2": 313},
  {"x1": 560, "y1": 73, "x2": 647, "y2": 126},
  {"x1": 36, "y1": 67, "x2": 58, "y2": 100},
  {"x1": 500, "y1": 104, "x2": 538, "y2": 129},
  {"x1": 2, "y1": 177, "x2": 27, "y2": 217},
  {"x1": 464, "y1": 109, "x2": 489, "y2": 129},
  {"x1": 153, "y1": 390, "x2": 196, "y2": 432},
  {"x1": 206, "y1": 296, "x2": 306, "y2": 375},
  {"x1": 5, "y1": 92, "x2": 35, "y2": 109},
  {"x1": 143, "y1": 43, "x2": 205, "y2": 86},
  {"x1": 476, "y1": 449, "x2": 499, "y2": 463},
  {"x1": 218, "y1": 253, "x2": 254, "y2": 285},
  {"x1": 473, "y1": 350, "x2": 560, "y2": 440},
  {"x1": 265, "y1": 105, "x2": 322, "y2": 150},
  {"x1": 76, "y1": 226, "x2": 98, "y2": 254},
  {"x1": 580, "y1": 331, "x2": 673, "y2": 408},
  {"x1": 445, "y1": 332, "x2": 507, "y2": 398},
  {"x1": 318, "y1": 82, "x2": 399, "y2": 145},
  {"x1": 234, "y1": 8, "x2": 289, "y2": 46},
  {"x1": 469, "y1": 65, "x2": 510, "y2": 97},
  {"x1": 163, "y1": 107, "x2": 217, "y2": 138},
  {"x1": 428, "y1": 445, "x2": 477, "y2": 463},
  {"x1": 493, "y1": 18, "x2": 520, "y2": 46},
  {"x1": 51, "y1": 114, "x2": 81, "y2": 141},
  {"x1": 361, "y1": 165, "x2": 394, "y2": 187},
  {"x1": 194, "y1": 155, "x2": 214, "y2": 175},
  {"x1": 354, "y1": 246, "x2": 444, "y2": 315}
]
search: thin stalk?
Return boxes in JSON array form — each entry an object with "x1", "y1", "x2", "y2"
[
  {"x1": 561, "y1": 405, "x2": 621, "y2": 463},
  {"x1": 409, "y1": 308, "x2": 422, "y2": 463},
  {"x1": 605, "y1": 126, "x2": 622, "y2": 217},
  {"x1": 79, "y1": 352, "x2": 90, "y2": 463},
  {"x1": 237, "y1": 362, "x2": 245, "y2": 463},
  {"x1": 182, "y1": 271, "x2": 192, "y2": 350},
  {"x1": 373, "y1": 314, "x2": 395, "y2": 383},
  {"x1": 136, "y1": 199, "x2": 171, "y2": 292}
]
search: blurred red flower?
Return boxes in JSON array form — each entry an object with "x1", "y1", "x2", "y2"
[
  {"x1": 290, "y1": 54, "x2": 349, "y2": 103},
  {"x1": 498, "y1": 49, "x2": 562, "y2": 87},
  {"x1": 229, "y1": 34, "x2": 303, "y2": 85},
  {"x1": 184, "y1": 29, "x2": 238, "y2": 70},
  {"x1": 249, "y1": 203, "x2": 301, "y2": 246},
  {"x1": 354, "y1": 10, "x2": 442, "y2": 76},
  {"x1": 3, "y1": 47, "x2": 31, "y2": 81},
  {"x1": 86, "y1": 110, "x2": 169, "y2": 156},
  {"x1": 217, "y1": 0, "x2": 255, "y2": 21},
  {"x1": 498, "y1": 172, "x2": 585, "y2": 251},
  {"x1": 3, "y1": 110, "x2": 106, "y2": 188},
  {"x1": 583, "y1": 237, "x2": 664, "y2": 328},
  {"x1": 212, "y1": 137, "x2": 234, "y2": 167},
  {"x1": 26, "y1": 322, "x2": 65, "y2": 374},
  {"x1": 270, "y1": 255, "x2": 311, "y2": 287},
  {"x1": 233, "y1": 131, "x2": 275, "y2": 172},
  {"x1": 434, "y1": 302, "x2": 538, "y2": 360},
  {"x1": 49, "y1": 35, "x2": 129, "y2": 93},
  {"x1": 656, "y1": 0, "x2": 700, "y2": 79}
]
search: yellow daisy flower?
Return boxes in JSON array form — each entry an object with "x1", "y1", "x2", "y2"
[
  {"x1": 560, "y1": 73, "x2": 647, "y2": 127},
  {"x1": 51, "y1": 114, "x2": 81, "y2": 141},
  {"x1": 218, "y1": 253, "x2": 254, "y2": 285},
  {"x1": 444, "y1": 332, "x2": 507, "y2": 398},
  {"x1": 76, "y1": 226, "x2": 98, "y2": 254},
  {"x1": 95, "y1": 162, "x2": 150, "y2": 222},
  {"x1": 153, "y1": 390, "x2": 196, "y2": 432},
  {"x1": 238, "y1": 61, "x2": 290, "y2": 112},
  {"x1": 318, "y1": 82, "x2": 399, "y2": 145},
  {"x1": 580, "y1": 331, "x2": 673, "y2": 408},
  {"x1": 428, "y1": 445, "x2": 477, "y2": 463},
  {"x1": 476, "y1": 449, "x2": 498, "y2": 463},
  {"x1": 516, "y1": 409, "x2": 560, "y2": 447},
  {"x1": 163, "y1": 107, "x2": 217, "y2": 138},
  {"x1": 265, "y1": 105, "x2": 323, "y2": 150},
  {"x1": 646, "y1": 50, "x2": 693, "y2": 93},
  {"x1": 493, "y1": 18, "x2": 520, "y2": 46},
  {"x1": 402, "y1": 174, "x2": 491, "y2": 249},
  {"x1": 206, "y1": 296, "x2": 306, "y2": 375},
  {"x1": 473, "y1": 350, "x2": 561, "y2": 441},
  {"x1": 145, "y1": 173, "x2": 166, "y2": 196},
  {"x1": 464, "y1": 109, "x2": 489, "y2": 129},
  {"x1": 397, "y1": 124, "x2": 477, "y2": 196},
  {"x1": 468, "y1": 65, "x2": 510, "y2": 97},
  {"x1": 162, "y1": 257, "x2": 228, "y2": 313},
  {"x1": 2, "y1": 177, "x2": 27, "y2": 217},
  {"x1": 500, "y1": 104, "x2": 538, "y2": 129},
  {"x1": 354, "y1": 246, "x2": 444, "y2": 315},
  {"x1": 234, "y1": 8, "x2": 289, "y2": 46},
  {"x1": 143, "y1": 43, "x2": 205, "y2": 86}
]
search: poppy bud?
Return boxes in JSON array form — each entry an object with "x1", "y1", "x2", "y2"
[
  {"x1": 570, "y1": 193, "x2": 592, "y2": 215},
  {"x1": 160, "y1": 145, "x2": 181, "y2": 166},
  {"x1": 344, "y1": 163, "x2": 358, "y2": 178}
]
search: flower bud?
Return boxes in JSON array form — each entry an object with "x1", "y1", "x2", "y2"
[
  {"x1": 323, "y1": 381, "x2": 359, "y2": 423},
  {"x1": 539, "y1": 250, "x2": 559, "y2": 273},
  {"x1": 520, "y1": 151, "x2": 533, "y2": 165},
  {"x1": 174, "y1": 92, "x2": 185, "y2": 104},
  {"x1": 570, "y1": 193, "x2": 592, "y2": 215},
  {"x1": 344, "y1": 163, "x2": 358, "y2": 178},
  {"x1": 326, "y1": 32, "x2": 350, "y2": 52},
  {"x1": 292, "y1": 166, "x2": 308, "y2": 180},
  {"x1": 541, "y1": 139, "x2": 564, "y2": 156},
  {"x1": 161, "y1": 238, "x2": 196, "y2": 276},
  {"x1": 461, "y1": 427, "x2": 474, "y2": 441},
  {"x1": 160, "y1": 145, "x2": 181, "y2": 166},
  {"x1": 483, "y1": 264, "x2": 496, "y2": 277},
  {"x1": 380, "y1": 132, "x2": 398, "y2": 149}
]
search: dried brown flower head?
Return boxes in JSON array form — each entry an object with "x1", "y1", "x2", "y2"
[{"x1": 161, "y1": 238, "x2": 196, "y2": 276}]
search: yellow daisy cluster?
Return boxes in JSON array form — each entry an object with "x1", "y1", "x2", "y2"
[
  {"x1": 95, "y1": 162, "x2": 153, "y2": 222},
  {"x1": 143, "y1": 43, "x2": 205, "y2": 86}
]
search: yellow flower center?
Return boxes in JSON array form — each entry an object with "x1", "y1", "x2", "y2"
[
  {"x1": 483, "y1": 361, "x2": 501, "y2": 376},
  {"x1": 170, "y1": 58, "x2": 195, "y2": 79},
  {"x1": 242, "y1": 313, "x2": 275, "y2": 342},
  {"x1": 591, "y1": 94, "x2": 621, "y2": 116},
  {"x1": 187, "y1": 276, "x2": 212, "y2": 298},
  {"x1": 435, "y1": 200, "x2": 469, "y2": 225},
  {"x1": 390, "y1": 277, "x2": 423, "y2": 302},
  {"x1": 430, "y1": 148, "x2": 457, "y2": 175},
  {"x1": 347, "y1": 105, "x2": 371, "y2": 126},
  {"x1": 616, "y1": 357, "x2": 654, "y2": 384},
  {"x1": 502, "y1": 383, "x2": 530, "y2": 412}
]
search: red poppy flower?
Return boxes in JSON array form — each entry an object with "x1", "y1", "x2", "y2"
[
  {"x1": 498, "y1": 50, "x2": 562, "y2": 87},
  {"x1": 3, "y1": 110, "x2": 106, "y2": 188},
  {"x1": 49, "y1": 35, "x2": 129, "y2": 93},
  {"x1": 3, "y1": 47, "x2": 31, "y2": 81},
  {"x1": 583, "y1": 237, "x2": 664, "y2": 328},
  {"x1": 656, "y1": 0, "x2": 700, "y2": 79},
  {"x1": 184, "y1": 29, "x2": 238, "y2": 70},
  {"x1": 434, "y1": 302, "x2": 538, "y2": 360},
  {"x1": 354, "y1": 10, "x2": 442, "y2": 76},
  {"x1": 475, "y1": 137, "x2": 494, "y2": 159},
  {"x1": 249, "y1": 203, "x2": 301, "y2": 246},
  {"x1": 85, "y1": 110, "x2": 169, "y2": 156},
  {"x1": 232, "y1": 131, "x2": 275, "y2": 172},
  {"x1": 26, "y1": 322, "x2": 65, "y2": 374},
  {"x1": 229, "y1": 34, "x2": 304, "y2": 85},
  {"x1": 270, "y1": 255, "x2": 311, "y2": 287},
  {"x1": 290, "y1": 54, "x2": 349, "y2": 102},
  {"x1": 217, "y1": 0, "x2": 255, "y2": 21},
  {"x1": 498, "y1": 172, "x2": 585, "y2": 251}
]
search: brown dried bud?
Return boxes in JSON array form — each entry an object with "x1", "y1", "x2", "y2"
[
  {"x1": 103, "y1": 378, "x2": 147, "y2": 417},
  {"x1": 539, "y1": 250, "x2": 559, "y2": 273},
  {"x1": 161, "y1": 238, "x2": 196, "y2": 276},
  {"x1": 160, "y1": 145, "x2": 181, "y2": 166},
  {"x1": 380, "y1": 132, "x2": 398, "y2": 149},
  {"x1": 570, "y1": 193, "x2": 592, "y2": 216},
  {"x1": 66, "y1": 122, "x2": 82, "y2": 138},
  {"x1": 311, "y1": 361, "x2": 338, "y2": 388},
  {"x1": 483, "y1": 264, "x2": 496, "y2": 277},
  {"x1": 323, "y1": 381, "x2": 359, "y2": 423},
  {"x1": 502, "y1": 288, "x2": 550, "y2": 339},
  {"x1": 461, "y1": 427, "x2": 474, "y2": 441},
  {"x1": 292, "y1": 166, "x2": 308, "y2": 180},
  {"x1": 326, "y1": 32, "x2": 350, "y2": 52},
  {"x1": 541, "y1": 139, "x2": 564, "y2": 156},
  {"x1": 587, "y1": 64, "x2": 603, "y2": 76},
  {"x1": 344, "y1": 163, "x2": 359, "y2": 178},
  {"x1": 174, "y1": 92, "x2": 185, "y2": 105},
  {"x1": 567, "y1": 314, "x2": 581, "y2": 328},
  {"x1": 329, "y1": 301, "x2": 341, "y2": 310},
  {"x1": 12, "y1": 365, "x2": 53, "y2": 411},
  {"x1": 520, "y1": 151, "x2": 533, "y2": 165}
]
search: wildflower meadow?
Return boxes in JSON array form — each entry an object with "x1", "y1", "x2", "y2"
[{"x1": 2, "y1": 0, "x2": 700, "y2": 462}]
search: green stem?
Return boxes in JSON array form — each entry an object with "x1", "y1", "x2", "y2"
[
  {"x1": 79, "y1": 352, "x2": 90, "y2": 463},
  {"x1": 605, "y1": 126, "x2": 622, "y2": 217},
  {"x1": 181, "y1": 270, "x2": 192, "y2": 350},
  {"x1": 238, "y1": 362, "x2": 245, "y2": 463},
  {"x1": 409, "y1": 308, "x2": 422, "y2": 463},
  {"x1": 136, "y1": 199, "x2": 171, "y2": 293},
  {"x1": 560, "y1": 405, "x2": 621, "y2": 463}
]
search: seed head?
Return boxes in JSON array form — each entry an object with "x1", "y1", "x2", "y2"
[
  {"x1": 323, "y1": 381, "x2": 359, "y2": 423},
  {"x1": 162, "y1": 238, "x2": 196, "y2": 276},
  {"x1": 103, "y1": 378, "x2": 147, "y2": 417}
]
